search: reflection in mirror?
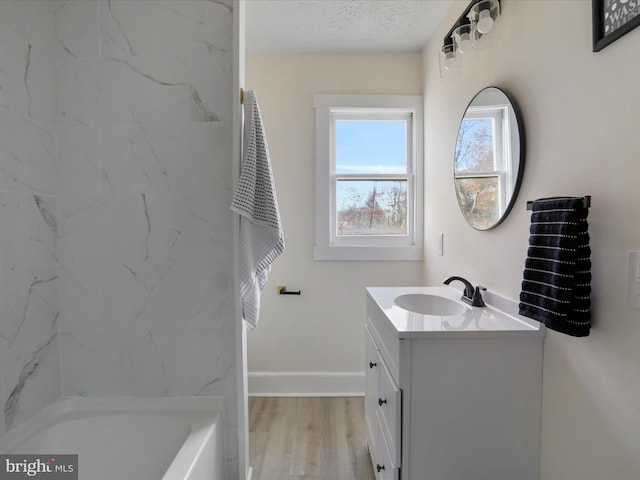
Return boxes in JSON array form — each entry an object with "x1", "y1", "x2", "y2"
[{"x1": 454, "y1": 87, "x2": 524, "y2": 230}]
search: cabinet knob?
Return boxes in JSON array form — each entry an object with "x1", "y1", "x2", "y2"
[
  {"x1": 378, "y1": 398, "x2": 387, "y2": 406},
  {"x1": 369, "y1": 361, "x2": 377, "y2": 368},
  {"x1": 376, "y1": 464, "x2": 385, "y2": 472}
]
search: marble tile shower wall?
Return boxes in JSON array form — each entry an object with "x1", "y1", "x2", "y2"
[
  {"x1": 0, "y1": 1, "x2": 61, "y2": 433},
  {"x1": 0, "y1": 0, "x2": 238, "y2": 473}
]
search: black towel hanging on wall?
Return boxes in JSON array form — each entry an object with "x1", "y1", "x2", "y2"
[{"x1": 519, "y1": 197, "x2": 591, "y2": 337}]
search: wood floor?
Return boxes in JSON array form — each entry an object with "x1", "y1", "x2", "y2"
[{"x1": 249, "y1": 397, "x2": 376, "y2": 480}]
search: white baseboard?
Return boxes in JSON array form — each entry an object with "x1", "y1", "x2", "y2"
[{"x1": 248, "y1": 371, "x2": 365, "y2": 397}]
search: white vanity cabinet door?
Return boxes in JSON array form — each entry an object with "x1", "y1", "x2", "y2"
[
  {"x1": 365, "y1": 327, "x2": 380, "y2": 460},
  {"x1": 376, "y1": 350, "x2": 401, "y2": 465},
  {"x1": 374, "y1": 413, "x2": 400, "y2": 480}
]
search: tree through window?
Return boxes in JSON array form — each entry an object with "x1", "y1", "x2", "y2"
[{"x1": 314, "y1": 95, "x2": 423, "y2": 261}]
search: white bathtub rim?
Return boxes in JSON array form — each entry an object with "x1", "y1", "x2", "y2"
[
  {"x1": 0, "y1": 396, "x2": 223, "y2": 444},
  {"x1": 163, "y1": 411, "x2": 220, "y2": 480},
  {"x1": 0, "y1": 395, "x2": 226, "y2": 480}
]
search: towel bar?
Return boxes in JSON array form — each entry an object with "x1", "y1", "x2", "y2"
[{"x1": 526, "y1": 195, "x2": 590, "y2": 210}]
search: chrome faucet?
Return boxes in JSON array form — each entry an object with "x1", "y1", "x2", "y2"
[{"x1": 443, "y1": 276, "x2": 486, "y2": 307}]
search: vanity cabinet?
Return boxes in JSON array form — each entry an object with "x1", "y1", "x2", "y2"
[{"x1": 365, "y1": 288, "x2": 544, "y2": 480}]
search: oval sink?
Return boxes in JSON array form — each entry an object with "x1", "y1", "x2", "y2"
[{"x1": 394, "y1": 293, "x2": 466, "y2": 316}]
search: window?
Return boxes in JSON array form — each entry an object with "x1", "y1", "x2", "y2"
[
  {"x1": 314, "y1": 95, "x2": 423, "y2": 261},
  {"x1": 454, "y1": 104, "x2": 511, "y2": 230}
]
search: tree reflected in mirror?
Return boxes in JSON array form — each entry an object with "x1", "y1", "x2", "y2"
[{"x1": 454, "y1": 87, "x2": 524, "y2": 230}]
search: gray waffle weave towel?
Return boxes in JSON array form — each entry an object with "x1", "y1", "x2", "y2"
[{"x1": 231, "y1": 90, "x2": 284, "y2": 328}]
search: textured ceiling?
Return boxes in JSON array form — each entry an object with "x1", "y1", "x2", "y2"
[{"x1": 245, "y1": 0, "x2": 452, "y2": 53}]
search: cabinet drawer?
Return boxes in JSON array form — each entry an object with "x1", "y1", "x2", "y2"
[
  {"x1": 366, "y1": 296, "x2": 400, "y2": 382},
  {"x1": 377, "y1": 349, "x2": 401, "y2": 466},
  {"x1": 374, "y1": 412, "x2": 399, "y2": 480}
]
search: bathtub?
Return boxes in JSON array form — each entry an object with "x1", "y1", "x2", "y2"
[{"x1": 0, "y1": 396, "x2": 225, "y2": 480}]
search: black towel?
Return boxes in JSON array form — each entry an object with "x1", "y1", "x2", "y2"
[{"x1": 519, "y1": 197, "x2": 591, "y2": 337}]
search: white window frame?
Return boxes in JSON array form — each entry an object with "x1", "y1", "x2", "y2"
[{"x1": 314, "y1": 94, "x2": 423, "y2": 261}]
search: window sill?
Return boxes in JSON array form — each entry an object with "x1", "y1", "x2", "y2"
[{"x1": 313, "y1": 245, "x2": 423, "y2": 261}]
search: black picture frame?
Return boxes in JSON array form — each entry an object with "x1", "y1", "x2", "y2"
[{"x1": 593, "y1": 0, "x2": 640, "y2": 52}]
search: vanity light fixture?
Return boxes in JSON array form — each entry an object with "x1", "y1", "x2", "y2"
[{"x1": 439, "y1": 0, "x2": 501, "y2": 75}]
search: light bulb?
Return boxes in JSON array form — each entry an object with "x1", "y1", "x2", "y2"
[
  {"x1": 458, "y1": 32, "x2": 472, "y2": 54},
  {"x1": 441, "y1": 44, "x2": 457, "y2": 71},
  {"x1": 476, "y1": 9, "x2": 494, "y2": 34},
  {"x1": 444, "y1": 52, "x2": 456, "y2": 70}
]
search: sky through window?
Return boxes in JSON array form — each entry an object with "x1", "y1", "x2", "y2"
[{"x1": 335, "y1": 120, "x2": 407, "y2": 174}]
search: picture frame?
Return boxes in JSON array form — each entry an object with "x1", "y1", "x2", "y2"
[{"x1": 593, "y1": 0, "x2": 640, "y2": 52}]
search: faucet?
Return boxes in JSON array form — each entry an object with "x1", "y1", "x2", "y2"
[{"x1": 443, "y1": 276, "x2": 486, "y2": 307}]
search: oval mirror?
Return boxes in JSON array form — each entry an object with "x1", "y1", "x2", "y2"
[{"x1": 454, "y1": 86, "x2": 525, "y2": 230}]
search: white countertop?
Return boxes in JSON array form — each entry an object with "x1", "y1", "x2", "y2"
[{"x1": 366, "y1": 286, "x2": 546, "y2": 338}]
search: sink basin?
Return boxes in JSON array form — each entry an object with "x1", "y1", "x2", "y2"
[{"x1": 394, "y1": 293, "x2": 466, "y2": 316}]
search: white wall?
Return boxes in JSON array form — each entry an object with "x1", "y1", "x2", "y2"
[
  {"x1": 245, "y1": 53, "x2": 423, "y2": 395},
  {"x1": 423, "y1": 1, "x2": 640, "y2": 478}
]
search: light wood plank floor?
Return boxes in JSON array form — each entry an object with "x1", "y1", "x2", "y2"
[{"x1": 249, "y1": 397, "x2": 376, "y2": 480}]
